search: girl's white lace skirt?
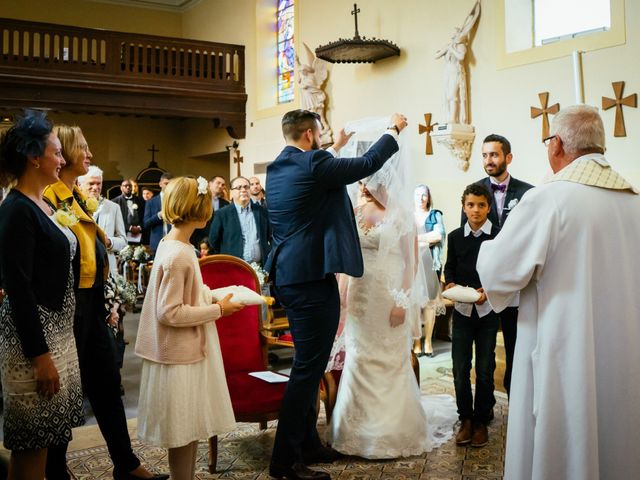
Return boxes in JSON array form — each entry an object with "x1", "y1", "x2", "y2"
[{"x1": 137, "y1": 323, "x2": 236, "y2": 448}]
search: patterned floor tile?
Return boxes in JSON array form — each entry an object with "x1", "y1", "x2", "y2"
[{"x1": 66, "y1": 378, "x2": 508, "y2": 479}]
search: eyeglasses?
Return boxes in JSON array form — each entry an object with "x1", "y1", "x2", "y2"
[
  {"x1": 543, "y1": 135, "x2": 557, "y2": 146},
  {"x1": 231, "y1": 185, "x2": 250, "y2": 191}
]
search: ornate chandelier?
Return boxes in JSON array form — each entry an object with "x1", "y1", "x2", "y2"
[{"x1": 314, "y1": 3, "x2": 400, "y2": 64}]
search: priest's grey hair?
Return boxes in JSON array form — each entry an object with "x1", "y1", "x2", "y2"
[{"x1": 550, "y1": 105, "x2": 605, "y2": 154}]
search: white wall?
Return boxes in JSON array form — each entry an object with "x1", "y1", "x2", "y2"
[{"x1": 183, "y1": 0, "x2": 639, "y2": 229}]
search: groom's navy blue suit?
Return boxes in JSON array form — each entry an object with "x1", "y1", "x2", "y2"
[{"x1": 265, "y1": 134, "x2": 399, "y2": 468}]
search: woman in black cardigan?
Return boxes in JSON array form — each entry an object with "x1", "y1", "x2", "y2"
[{"x1": 0, "y1": 110, "x2": 83, "y2": 480}]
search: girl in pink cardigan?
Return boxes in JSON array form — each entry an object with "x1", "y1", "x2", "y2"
[{"x1": 135, "y1": 176, "x2": 244, "y2": 480}]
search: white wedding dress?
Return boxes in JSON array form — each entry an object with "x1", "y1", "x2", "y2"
[{"x1": 326, "y1": 216, "x2": 457, "y2": 459}]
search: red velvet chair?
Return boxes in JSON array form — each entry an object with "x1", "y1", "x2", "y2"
[{"x1": 199, "y1": 254, "x2": 287, "y2": 473}]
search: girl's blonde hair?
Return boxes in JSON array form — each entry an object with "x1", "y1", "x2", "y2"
[
  {"x1": 162, "y1": 176, "x2": 213, "y2": 225},
  {"x1": 53, "y1": 124, "x2": 85, "y2": 168}
]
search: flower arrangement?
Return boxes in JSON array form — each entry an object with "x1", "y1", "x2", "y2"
[
  {"x1": 119, "y1": 245, "x2": 134, "y2": 261},
  {"x1": 52, "y1": 202, "x2": 79, "y2": 228},
  {"x1": 104, "y1": 273, "x2": 138, "y2": 335},
  {"x1": 105, "y1": 274, "x2": 138, "y2": 309},
  {"x1": 133, "y1": 245, "x2": 150, "y2": 262},
  {"x1": 249, "y1": 262, "x2": 266, "y2": 286}
]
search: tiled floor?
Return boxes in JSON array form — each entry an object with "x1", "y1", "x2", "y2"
[
  {"x1": 1, "y1": 312, "x2": 510, "y2": 479},
  {"x1": 65, "y1": 374, "x2": 508, "y2": 479}
]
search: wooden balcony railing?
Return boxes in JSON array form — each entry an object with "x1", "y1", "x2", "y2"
[{"x1": 0, "y1": 18, "x2": 247, "y2": 138}]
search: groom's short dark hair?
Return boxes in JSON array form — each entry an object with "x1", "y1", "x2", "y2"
[{"x1": 282, "y1": 109, "x2": 322, "y2": 141}]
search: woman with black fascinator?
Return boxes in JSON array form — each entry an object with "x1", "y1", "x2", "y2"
[{"x1": 0, "y1": 110, "x2": 83, "y2": 480}]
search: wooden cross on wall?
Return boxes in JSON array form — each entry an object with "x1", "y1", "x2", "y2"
[
  {"x1": 233, "y1": 149, "x2": 244, "y2": 177},
  {"x1": 418, "y1": 113, "x2": 435, "y2": 155},
  {"x1": 602, "y1": 81, "x2": 637, "y2": 137},
  {"x1": 147, "y1": 144, "x2": 159, "y2": 167},
  {"x1": 530, "y1": 92, "x2": 560, "y2": 142}
]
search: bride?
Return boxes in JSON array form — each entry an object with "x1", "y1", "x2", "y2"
[{"x1": 326, "y1": 118, "x2": 457, "y2": 459}]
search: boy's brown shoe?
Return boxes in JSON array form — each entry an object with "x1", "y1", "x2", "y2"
[
  {"x1": 471, "y1": 422, "x2": 489, "y2": 447},
  {"x1": 455, "y1": 420, "x2": 473, "y2": 445}
]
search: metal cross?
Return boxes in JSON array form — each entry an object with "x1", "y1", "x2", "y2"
[
  {"x1": 233, "y1": 149, "x2": 244, "y2": 177},
  {"x1": 351, "y1": 3, "x2": 361, "y2": 39},
  {"x1": 418, "y1": 113, "x2": 436, "y2": 155},
  {"x1": 602, "y1": 81, "x2": 637, "y2": 137},
  {"x1": 530, "y1": 92, "x2": 560, "y2": 142}
]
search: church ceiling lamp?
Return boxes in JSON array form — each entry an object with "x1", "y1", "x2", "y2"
[{"x1": 314, "y1": 4, "x2": 400, "y2": 64}]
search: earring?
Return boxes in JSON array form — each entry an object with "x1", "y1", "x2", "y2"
[{"x1": 34, "y1": 163, "x2": 40, "y2": 169}]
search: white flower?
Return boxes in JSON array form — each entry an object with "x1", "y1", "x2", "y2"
[
  {"x1": 131, "y1": 203, "x2": 138, "y2": 210},
  {"x1": 507, "y1": 199, "x2": 519, "y2": 210},
  {"x1": 197, "y1": 176, "x2": 209, "y2": 196},
  {"x1": 249, "y1": 262, "x2": 266, "y2": 286},
  {"x1": 119, "y1": 245, "x2": 134, "y2": 261}
]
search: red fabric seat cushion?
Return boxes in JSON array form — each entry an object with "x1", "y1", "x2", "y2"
[
  {"x1": 278, "y1": 333, "x2": 293, "y2": 342},
  {"x1": 226, "y1": 372, "x2": 287, "y2": 415}
]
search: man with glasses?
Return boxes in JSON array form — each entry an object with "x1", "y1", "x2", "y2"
[
  {"x1": 208, "y1": 176, "x2": 271, "y2": 265},
  {"x1": 478, "y1": 105, "x2": 640, "y2": 480},
  {"x1": 265, "y1": 109, "x2": 407, "y2": 480},
  {"x1": 462, "y1": 134, "x2": 533, "y2": 399}
]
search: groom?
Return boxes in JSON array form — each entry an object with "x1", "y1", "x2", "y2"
[{"x1": 265, "y1": 110, "x2": 407, "y2": 480}]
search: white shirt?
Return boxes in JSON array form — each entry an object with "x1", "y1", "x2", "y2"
[{"x1": 454, "y1": 220, "x2": 494, "y2": 318}]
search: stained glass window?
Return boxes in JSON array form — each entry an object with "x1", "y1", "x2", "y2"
[{"x1": 277, "y1": 0, "x2": 294, "y2": 103}]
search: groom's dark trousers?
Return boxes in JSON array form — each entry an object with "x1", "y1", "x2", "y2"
[{"x1": 271, "y1": 276, "x2": 340, "y2": 465}]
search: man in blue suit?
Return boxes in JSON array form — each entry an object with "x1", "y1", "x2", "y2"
[
  {"x1": 265, "y1": 110, "x2": 408, "y2": 480},
  {"x1": 143, "y1": 172, "x2": 173, "y2": 253}
]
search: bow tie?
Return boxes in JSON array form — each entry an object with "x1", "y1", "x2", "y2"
[{"x1": 490, "y1": 183, "x2": 507, "y2": 193}]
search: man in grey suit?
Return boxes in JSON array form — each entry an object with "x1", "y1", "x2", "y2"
[{"x1": 462, "y1": 134, "x2": 534, "y2": 397}]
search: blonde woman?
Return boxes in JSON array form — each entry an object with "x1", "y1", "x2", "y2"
[
  {"x1": 135, "y1": 177, "x2": 244, "y2": 480},
  {"x1": 43, "y1": 125, "x2": 165, "y2": 480}
]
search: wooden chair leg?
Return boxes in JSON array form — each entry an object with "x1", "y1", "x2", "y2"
[{"x1": 207, "y1": 435, "x2": 218, "y2": 473}]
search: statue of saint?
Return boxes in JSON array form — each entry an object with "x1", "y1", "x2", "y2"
[
  {"x1": 435, "y1": 0, "x2": 481, "y2": 125},
  {"x1": 296, "y1": 42, "x2": 333, "y2": 144}
]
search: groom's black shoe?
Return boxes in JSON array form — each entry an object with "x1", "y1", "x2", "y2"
[
  {"x1": 269, "y1": 462, "x2": 330, "y2": 480},
  {"x1": 302, "y1": 446, "x2": 343, "y2": 465}
]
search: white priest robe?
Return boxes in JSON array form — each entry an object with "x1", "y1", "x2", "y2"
[{"x1": 477, "y1": 155, "x2": 640, "y2": 480}]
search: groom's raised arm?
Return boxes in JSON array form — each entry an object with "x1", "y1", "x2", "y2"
[
  {"x1": 311, "y1": 134, "x2": 399, "y2": 188},
  {"x1": 312, "y1": 113, "x2": 407, "y2": 188}
]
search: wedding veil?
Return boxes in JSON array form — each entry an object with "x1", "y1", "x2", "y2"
[{"x1": 340, "y1": 117, "x2": 439, "y2": 338}]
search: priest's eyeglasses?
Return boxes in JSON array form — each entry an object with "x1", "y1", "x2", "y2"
[{"x1": 543, "y1": 135, "x2": 556, "y2": 146}]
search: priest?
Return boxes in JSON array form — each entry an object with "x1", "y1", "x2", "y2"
[{"x1": 477, "y1": 105, "x2": 640, "y2": 480}]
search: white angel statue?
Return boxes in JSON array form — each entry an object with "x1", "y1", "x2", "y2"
[
  {"x1": 296, "y1": 42, "x2": 333, "y2": 145},
  {"x1": 435, "y1": 0, "x2": 481, "y2": 125}
]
